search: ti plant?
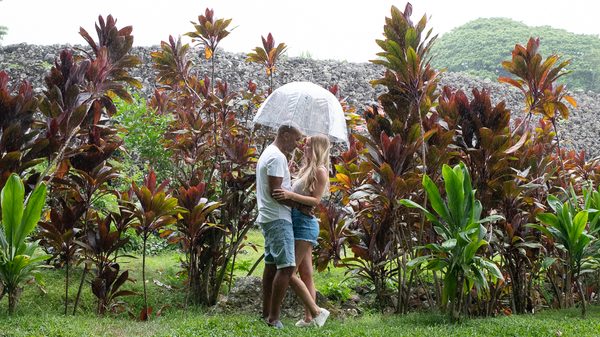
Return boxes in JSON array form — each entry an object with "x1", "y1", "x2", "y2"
[
  {"x1": 0, "y1": 72, "x2": 44, "y2": 190},
  {"x1": 370, "y1": 2, "x2": 440, "y2": 171},
  {"x1": 129, "y1": 170, "x2": 181, "y2": 319},
  {"x1": 38, "y1": 198, "x2": 85, "y2": 315},
  {"x1": 186, "y1": 8, "x2": 232, "y2": 92},
  {"x1": 401, "y1": 162, "x2": 504, "y2": 321},
  {"x1": 313, "y1": 203, "x2": 355, "y2": 272},
  {"x1": 150, "y1": 8, "x2": 264, "y2": 307},
  {"x1": 246, "y1": 33, "x2": 287, "y2": 93},
  {"x1": 162, "y1": 182, "x2": 221, "y2": 305},
  {"x1": 499, "y1": 37, "x2": 577, "y2": 184},
  {"x1": 77, "y1": 212, "x2": 135, "y2": 315},
  {"x1": 0, "y1": 174, "x2": 48, "y2": 314},
  {"x1": 529, "y1": 194, "x2": 596, "y2": 317},
  {"x1": 356, "y1": 3, "x2": 448, "y2": 312},
  {"x1": 437, "y1": 86, "x2": 536, "y2": 314}
]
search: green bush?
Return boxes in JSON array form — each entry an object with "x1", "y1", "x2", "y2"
[{"x1": 113, "y1": 93, "x2": 174, "y2": 183}]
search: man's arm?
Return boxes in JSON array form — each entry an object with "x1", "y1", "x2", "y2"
[{"x1": 267, "y1": 175, "x2": 310, "y2": 211}]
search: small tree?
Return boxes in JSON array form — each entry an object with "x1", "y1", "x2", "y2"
[{"x1": 129, "y1": 171, "x2": 180, "y2": 318}]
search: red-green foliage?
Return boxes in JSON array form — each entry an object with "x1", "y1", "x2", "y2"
[
  {"x1": 246, "y1": 33, "x2": 287, "y2": 92},
  {"x1": 150, "y1": 9, "x2": 266, "y2": 306},
  {"x1": 0, "y1": 72, "x2": 43, "y2": 190}
]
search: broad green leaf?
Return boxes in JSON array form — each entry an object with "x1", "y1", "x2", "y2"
[
  {"x1": 536, "y1": 213, "x2": 559, "y2": 228},
  {"x1": 481, "y1": 260, "x2": 503, "y2": 280},
  {"x1": 1, "y1": 174, "x2": 25, "y2": 252},
  {"x1": 527, "y1": 223, "x2": 553, "y2": 238},
  {"x1": 442, "y1": 238, "x2": 457, "y2": 250},
  {"x1": 547, "y1": 195, "x2": 562, "y2": 213},
  {"x1": 572, "y1": 211, "x2": 588, "y2": 240},
  {"x1": 464, "y1": 239, "x2": 487, "y2": 263},
  {"x1": 542, "y1": 257, "x2": 557, "y2": 269},
  {"x1": 422, "y1": 174, "x2": 450, "y2": 222},
  {"x1": 407, "y1": 255, "x2": 430, "y2": 268},
  {"x1": 478, "y1": 214, "x2": 504, "y2": 224},
  {"x1": 14, "y1": 183, "x2": 47, "y2": 250},
  {"x1": 399, "y1": 199, "x2": 437, "y2": 223},
  {"x1": 442, "y1": 164, "x2": 463, "y2": 227}
]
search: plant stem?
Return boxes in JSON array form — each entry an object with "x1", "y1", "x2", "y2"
[
  {"x1": 577, "y1": 278, "x2": 587, "y2": 317},
  {"x1": 247, "y1": 255, "x2": 264, "y2": 277},
  {"x1": 65, "y1": 257, "x2": 69, "y2": 315},
  {"x1": 72, "y1": 264, "x2": 88, "y2": 315},
  {"x1": 142, "y1": 234, "x2": 148, "y2": 318}
]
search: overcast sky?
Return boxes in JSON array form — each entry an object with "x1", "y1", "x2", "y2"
[{"x1": 1, "y1": 0, "x2": 599, "y2": 62}]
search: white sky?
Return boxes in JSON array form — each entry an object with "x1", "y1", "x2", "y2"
[{"x1": 1, "y1": 0, "x2": 599, "y2": 62}]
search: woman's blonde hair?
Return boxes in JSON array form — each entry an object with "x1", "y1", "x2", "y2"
[{"x1": 296, "y1": 134, "x2": 331, "y2": 194}]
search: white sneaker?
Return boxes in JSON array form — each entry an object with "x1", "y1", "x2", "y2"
[
  {"x1": 312, "y1": 308, "x2": 330, "y2": 327},
  {"x1": 295, "y1": 319, "x2": 315, "y2": 328}
]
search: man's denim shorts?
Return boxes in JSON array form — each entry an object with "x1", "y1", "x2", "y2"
[
  {"x1": 291, "y1": 208, "x2": 319, "y2": 247},
  {"x1": 260, "y1": 219, "x2": 296, "y2": 269}
]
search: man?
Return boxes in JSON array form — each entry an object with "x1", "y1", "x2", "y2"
[{"x1": 256, "y1": 124, "x2": 330, "y2": 329}]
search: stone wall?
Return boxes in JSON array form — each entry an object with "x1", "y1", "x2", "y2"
[{"x1": 2, "y1": 43, "x2": 599, "y2": 156}]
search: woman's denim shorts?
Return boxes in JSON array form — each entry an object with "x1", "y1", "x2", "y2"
[{"x1": 291, "y1": 208, "x2": 319, "y2": 247}]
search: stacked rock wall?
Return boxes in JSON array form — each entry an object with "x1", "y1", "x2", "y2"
[{"x1": 2, "y1": 43, "x2": 599, "y2": 156}]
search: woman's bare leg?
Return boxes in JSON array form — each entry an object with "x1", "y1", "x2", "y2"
[
  {"x1": 289, "y1": 240, "x2": 320, "y2": 319},
  {"x1": 297, "y1": 241, "x2": 316, "y2": 321}
]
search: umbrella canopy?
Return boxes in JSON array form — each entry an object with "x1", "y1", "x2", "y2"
[{"x1": 253, "y1": 82, "x2": 349, "y2": 149}]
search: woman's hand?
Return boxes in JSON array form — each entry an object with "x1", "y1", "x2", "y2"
[{"x1": 272, "y1": 188, "x2": 293, "y2": 201}]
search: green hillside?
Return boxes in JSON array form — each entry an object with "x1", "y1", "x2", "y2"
[{"x1": 431, "y1": 18, "x2": 600, "y2": 92}]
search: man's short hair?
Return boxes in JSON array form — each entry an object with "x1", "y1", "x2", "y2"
[{"x1": 277, "y1": 123, "x2": 302, "y2": 137}]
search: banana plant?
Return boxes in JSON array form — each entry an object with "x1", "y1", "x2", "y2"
[
  {"x1": 400, "y1": 162, "x2": 504, "y2": 321},
  {"x1": 0, "y1": 173, "x2": 48, "y2": 314},
  {"x1": 528, "y1": 194, "x2": 596, "y2": 317}
]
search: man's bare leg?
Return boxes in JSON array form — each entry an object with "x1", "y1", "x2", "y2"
[
  {"x1": 268, "y1": 266, "x2": 295, "y2": 324},
  {"x1": 262, "y1": 264, "x2": 276, "y2": 319}
]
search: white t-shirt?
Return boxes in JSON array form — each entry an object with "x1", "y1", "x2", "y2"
[{"x1": 256, "y1": 144, "x2": 292, "y2": 223}]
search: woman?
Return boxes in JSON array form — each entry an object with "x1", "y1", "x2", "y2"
[{"x1": 273, "y1": 134, "x2": 330, "y2": 327}]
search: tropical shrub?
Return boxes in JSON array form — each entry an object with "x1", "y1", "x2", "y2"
[
  {"x1": 77, "y1": 212, "x2": 135, "y2": 315},
  {"x1": 436, "y1": 87, "x2": 542, "y2": 314},
  {"x1": 327, "y1": 3, "x2": 453, "y2": 313},
  {"x1": 401, "y1": 162, "x2": 504, "y2": 321},
  {"x1": 0, "y1": 174, "x2": 48, "y2": 314},
  {"x1": 149, "y1": 9, "x2": 267, "y2": 306},
  {"x1": 0, "y1": 71, "x2": 44, "y2": 190},
  {"x1": 127, "y1": 170, "x2": 180, "y2": 317},
  {"x1": 529, "y1": 194, "x2": 597, "y2": 317},
  {"x1": 38, "y1": 196, "x2": 85, "y2": 314},
  {"x1": 246, "y1": 33, "x2": 287, "y2": 92},
  {"x1": 32, "y1": 14, "x2": 141, "y2": 316},
  {"x1": 114, "y1": 94, "x2": 174, "y2": 183},
  {"x1": 499, "y1": 37, "x2": 576, "y2": 184}
]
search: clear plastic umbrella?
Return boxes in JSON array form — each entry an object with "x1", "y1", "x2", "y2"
[{"x1": 253, "y1": 82, "x2": 349, "y2": 149}]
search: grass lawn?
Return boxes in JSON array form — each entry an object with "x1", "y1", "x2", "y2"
[{"x1": 2, "y1": 229, "x2": 600, "y2": 336}]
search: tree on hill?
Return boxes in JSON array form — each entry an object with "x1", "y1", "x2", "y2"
[{"x1": 431, "y1": 18, "x2": 600, "y2": 92}]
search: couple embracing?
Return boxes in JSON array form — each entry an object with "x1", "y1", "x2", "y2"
[{"x1": 256, "y1": 124, "x2": 331, "y2": 329}]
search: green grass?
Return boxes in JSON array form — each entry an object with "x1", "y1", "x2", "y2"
[
  {"x1": 3, "y1": 305, "x2": 600, "y2": 336},
  {"x1": 2, "y1": 229, "x2": 600, "y2": 336}
]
